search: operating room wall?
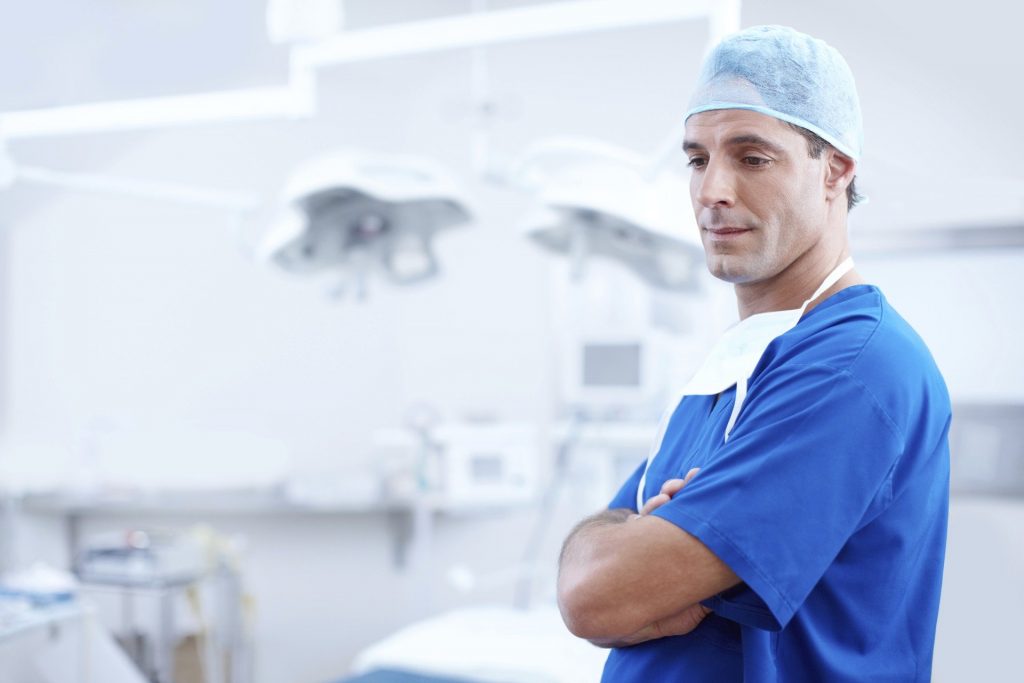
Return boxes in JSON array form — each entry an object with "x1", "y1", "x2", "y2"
[
  {"x1": 856, "y1": 249, "x2": 1024, "y2": 683},
  {"x1": 857, "y1": 250, "x2": 1024, "y2": 402}
]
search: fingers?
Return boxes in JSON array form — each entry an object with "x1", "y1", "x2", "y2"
[
  {"x1": 639, "y1": 493, "x2": 670, "y2": 516},
  {"x1": 639, "y1": 468, "x2": 701, "y2": 515},
  {"x1": 659, "y1": 468, "x2": 701, "y2": 497},
  {"x1": 651, "y1": 602, "x2": 713, "y2": 639}
]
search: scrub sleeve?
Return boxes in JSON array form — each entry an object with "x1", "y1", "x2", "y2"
[{"x1": 648, "y1": 361, "x2": 903, "y2": 630}]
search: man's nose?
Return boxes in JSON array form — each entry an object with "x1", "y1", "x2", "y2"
[{"x1": 693, "y1": 160, "x2": 736, "y2": 208}]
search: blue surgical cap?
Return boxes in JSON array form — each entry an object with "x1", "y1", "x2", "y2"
[{"x1": 685, "y1": 25, "x2": 863, "y2": 161}]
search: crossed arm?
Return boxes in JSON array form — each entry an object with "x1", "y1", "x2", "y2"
[{"x1": 556, "y1": 471, "x2": 741, "y2": 648}]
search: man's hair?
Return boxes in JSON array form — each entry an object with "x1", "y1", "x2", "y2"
[{"x1": 786, "y1": 123, "x2": 863, "y2": 210}]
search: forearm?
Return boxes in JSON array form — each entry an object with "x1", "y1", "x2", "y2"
[
  {"x1": 556, "y1": 494, "x2": 738, "y2": 645},
  {"x1": 558, "y1": 508, "x2": 702, "y2": 644}
]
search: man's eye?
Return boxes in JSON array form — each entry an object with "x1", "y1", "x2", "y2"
[
  {"x1": 744, "y1": 156, "x2": 770, "y2": 167},
  {"x1": 687, "y1": 157, "x2": 707, "y2": 169}
]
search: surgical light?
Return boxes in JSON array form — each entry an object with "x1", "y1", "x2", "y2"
[
  {"x1": 259, "y1": 151, "x2": 472, "y2": 299},
  {"x1": 516, "y1": 144, "x2": 702, "y2": 291}
]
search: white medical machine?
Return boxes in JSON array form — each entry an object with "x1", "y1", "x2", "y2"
[
  {"x1": 561, "y1": 333, "x2": 648, "y2": 414},
  {"x1": 434, "y1": 423, "x2": 540, "y2": 507},
  {"x1": 374, "y1": 420, "x2": 540, "y2": 508}
]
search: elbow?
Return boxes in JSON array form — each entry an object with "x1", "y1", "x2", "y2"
[
  {"x1": 557, "y1": 582, "x2": 593, "y2": 639},
  {"x1": 557, "y1": 571, "x2": 639, "y2": 642},
  {"x1": 558, "y1": 593, "x2": 602, "y2": 640}
]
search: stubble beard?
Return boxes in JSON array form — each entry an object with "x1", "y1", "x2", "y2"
[{"x1": 704, "y1": 239, "x2": 775, "y2": 285}]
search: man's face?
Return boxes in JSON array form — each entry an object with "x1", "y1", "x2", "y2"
[{"x1": 683, "y1": 109, "x2": 830, "y2": 285}]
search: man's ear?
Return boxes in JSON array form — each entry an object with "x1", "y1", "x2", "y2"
[{"x1": 823, "y1": 149, "x2": 856, "y2": 203}]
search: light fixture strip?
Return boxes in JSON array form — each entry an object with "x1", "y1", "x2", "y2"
[
  {"x1": 295, "y1": 0, "x2": 712, "y2": 68},
  {"x1": 0, "y1": 85, "x2": 312, "y2": 139}
]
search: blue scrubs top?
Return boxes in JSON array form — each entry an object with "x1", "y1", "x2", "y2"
[{"x1": 603, "y1": 285, "x2": 950, "y2": 683}]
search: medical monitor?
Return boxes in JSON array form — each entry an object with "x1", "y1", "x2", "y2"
[{"x1": 563, "y1": 334, "x2": 661, "y2": 415}]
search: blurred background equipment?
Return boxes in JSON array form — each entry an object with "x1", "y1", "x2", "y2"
[
  {"x1": 557, "y1": 328, "x2": 679, "y2": 420},
  {"x1": 948, "y1": 404, "x2": 1024, "y2": 497},
  {"x1": 514, "y1": 138, "x2": 703, "y2": 291},
  {"x1": 258, "y1": 151, "x2": 473, "y2": 299},
  {"x1": 374, "y1": 417, "x2": 540, "y2": 508},
  {"x1": 75, "y1": 526, "x2": 251, "y2": 683}
]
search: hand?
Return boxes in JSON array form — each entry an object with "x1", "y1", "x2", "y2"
[
  {"x1": 639, "y1": 467, "x2": 700, "y2": 516},
  {"x1": 590, "y1": 601, "x2": 712, "y2": 649}
]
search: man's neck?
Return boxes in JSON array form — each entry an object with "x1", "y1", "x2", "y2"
[{"x1": 734, "y1": 247, "x2": 862, "y2": 320}]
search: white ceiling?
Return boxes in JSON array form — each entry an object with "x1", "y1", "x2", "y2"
[{"x1": 1, "y1": 0, "x2": 1022, "y2": 235}]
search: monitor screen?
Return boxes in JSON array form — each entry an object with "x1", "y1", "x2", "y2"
[{"x1": 582, "y1": 343, "x2": 642, "y2": 388}]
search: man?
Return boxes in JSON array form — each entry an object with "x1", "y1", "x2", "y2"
[{"x1": 557, "y1": 25, "x2": 950, "y2": 682}]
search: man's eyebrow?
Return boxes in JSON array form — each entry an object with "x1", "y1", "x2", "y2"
[
  {"x1": 728, "y1": 134, "x2": 785, "y2": 154},
  {"x1": 681, "y1": 135, "x2": 786, "y2": 155}
]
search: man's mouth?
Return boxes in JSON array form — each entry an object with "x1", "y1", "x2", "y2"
[{"x1": 704, "y1": 226, "x2": 752, "y2": 240}]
